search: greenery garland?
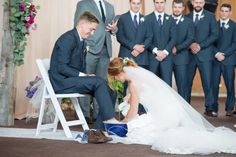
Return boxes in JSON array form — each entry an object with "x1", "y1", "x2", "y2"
[{"x1": 9, "y1": 0, "x2": 39, "y2": 66}]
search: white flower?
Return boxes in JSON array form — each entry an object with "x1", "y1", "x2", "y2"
[
  {"x1": 123, "y1": 57, "x2": 130, "y2": 65},
  {"x1": 224, "y1": 24, "x2": 229, "y2": 29},
  {"x1": 165, "y1": 16, "x2": 169, "y2": 20},
  {"x1": 180, "y1": 17, "x2": 184, "y2": 22},
  {"x1": 200, "y1": 15, "x2": 204, "y2": 19},
  {"x1": 140, "y1": 17, "x2": 145, "y2": 23},
  {"x1": 86, "y1": 45, "x2": 90, "y2": 52}
]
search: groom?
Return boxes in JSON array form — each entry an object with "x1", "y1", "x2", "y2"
[{"x1": 49, "y1": 12, "x2": 115, "y2": 130}]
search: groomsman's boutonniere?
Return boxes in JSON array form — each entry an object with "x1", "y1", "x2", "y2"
[
  {"x1": 180, "y1": 17, "x2": 184, "y2": 22},
  {"x1": 200, "y1": 14, "x2": 204, "y2": 20},
  {"x1": 165, "y1": 16, "x2": 169, "y2": 20},
  {"x1": 224, "y1": 24, "x2": 229, "y2": 29},
  {"x1": 140, "y1": 17, "x2": 145, "y2": 23},
  {"x1": 85, "y1": 45, "x2": 90, "y2": 53}
]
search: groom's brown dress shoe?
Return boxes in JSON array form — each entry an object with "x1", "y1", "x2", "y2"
[
  {"x1": 87, "y1": 130, "x2": 112, "y2": 144},
  {"x1": 95, "y1": 130, "x2": 113, "y2": 142}
]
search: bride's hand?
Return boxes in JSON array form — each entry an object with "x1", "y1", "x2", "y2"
[{"x1": 123, "y1": 94, "x2": 131, "y2": 102}]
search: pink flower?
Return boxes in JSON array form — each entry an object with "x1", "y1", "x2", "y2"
[
  {"x1": 29, "y1": 17, "x2": 34, "y2": 24},
  {"x1": 19, "y1": 2, "x2": 25, "y2": 12},
  {"x1": 25, "y1": 23, "x2": 31, "y2": 29},
  {"x1": 25, "y1": 16, "x2": 30, "y2": 22},
  {"x1": 29, "y1": 4, "x2": 35, "y2": 11}
]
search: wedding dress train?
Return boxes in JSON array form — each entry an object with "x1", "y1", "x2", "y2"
[{"x1": 113, "y1": 67, "x2": 236, "y2": 155}]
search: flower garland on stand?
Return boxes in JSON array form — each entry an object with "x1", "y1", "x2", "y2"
[{"x1": 9, "y1": 0, "x2": 39, "y2": 66}]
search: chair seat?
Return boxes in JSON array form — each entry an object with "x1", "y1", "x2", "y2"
[{"x1": 44, "y1": 93, "x2": 86, "y2": 99}]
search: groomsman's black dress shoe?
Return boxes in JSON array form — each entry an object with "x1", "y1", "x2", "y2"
[
  {"x1": 233, "y1": 110, "x2": 236, "y2": 114},
  {"x1": 204, "y1": 111, "x2": 218, "y2": 117}
]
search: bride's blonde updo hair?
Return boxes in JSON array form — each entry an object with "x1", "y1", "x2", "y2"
[{"x1": 108, "y1": 57, "x2": 137, "y2": 76}]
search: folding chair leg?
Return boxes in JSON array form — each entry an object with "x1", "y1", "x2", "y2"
[
  {"x1": 52, "y1": 102, "x2": 73, "y2": 138},
  {"x1": 52, "y1": 98, "x2": 62, "y2": 132},
  {"x1": 71, "y1": 98, "x2": 89, "y2": 131},
  {"x1": 36, "y1": 97, "x2": 46, "y2": 136},
  {"x1": 52, "y1": 114, "x2": 59, "y2": 132}
]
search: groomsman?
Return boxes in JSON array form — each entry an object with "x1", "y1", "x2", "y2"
[
  {"x1": 212, "y1": 3, "x2": 236, "y2": 116},
  {"x1": 187, "y1": 0, "x2": 218, "y2": 117},
  {"x1": 147, "y1": 0, "x2": 176, "y2": 86},
  {"x1": 117, "y1": 0, "x2": 152, "y2": 113},
  {"x1": 172, "y1": 0, "x2": 194, "y2": 101},
  {"x1": 117, "y1": 0, "x2": 152, "y2": 69}
]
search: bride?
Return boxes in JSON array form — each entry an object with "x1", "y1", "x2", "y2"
[{"x1": 107, "y1": 57, "x2": 236, "y2": 155}]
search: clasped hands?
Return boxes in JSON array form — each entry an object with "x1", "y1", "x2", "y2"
[
  {"x1": 132, "y1": 44, "x2": 145, "y2": 57},
  {"x1": 215, "y1": 52, "x2": 225, "y2": 62},
  {"x1": 155, "y1": 50, "x2": 167, "y2": 61},
  {"x1": 190, "y1": 42, "x2": 201, "y2": 54}
]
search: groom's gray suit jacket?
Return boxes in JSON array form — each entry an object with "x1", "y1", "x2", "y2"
[{"x1": 74, "y1": 0, "x2": 115, "y2": 57}]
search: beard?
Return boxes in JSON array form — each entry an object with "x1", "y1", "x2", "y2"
[
  {"x1": 173, "y1": 12, "x2": 182, "y2": 17},
  {"x1": 194, "y1": 7, "x2": 203, "y2": 12}
]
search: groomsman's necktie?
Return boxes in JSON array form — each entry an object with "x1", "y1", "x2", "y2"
[
  {"x1": 221, "y1": 22, "x2": 225, "y2": 30},
  {"x1": 134, "y1": 14, "x2": 138, "y2": 28},
  {"x1": 99, "y1": 0, "x2": 106, "y2": 23},
  {"x1": 194, "y1": 14, "x2": 199, "y2": 26},
  {"x1": 157, "y1": 15, "x2": 162, "y2": 26},
  {"x1": 174, "y1": 18, "x2": 178, "y2": 25}
]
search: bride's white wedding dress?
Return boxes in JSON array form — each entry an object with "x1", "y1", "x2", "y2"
[{"x1": 112, "y1": 66, "x2": 236, "y2": 154}]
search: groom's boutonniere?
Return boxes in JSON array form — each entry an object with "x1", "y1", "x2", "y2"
[
  {"x1": 140, "y1": 17, "x2": 145, "y2": 23},
  {"x1": 165, "y1": 16, "x2": 169, "y2": 20},
  {"x1": 180, "y1": 17, "x2": 184, "y2": 22},
  {"x1": 224, "y1": 24, "x2": 229, "y2": 29}
]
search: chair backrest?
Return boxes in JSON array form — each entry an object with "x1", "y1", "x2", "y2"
[{"x1": 36, "y1": 59, "x2": 59, "y2": 104}]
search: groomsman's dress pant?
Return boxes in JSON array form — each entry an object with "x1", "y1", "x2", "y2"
[
  {"x1": 212, "y1": 62, "x2": 235, "y2": 112},
  {"x1": 173, "y1": 64, "x2": 189, "y2": 101},
  {"x1": 187, "y1": 56, "x2": 214, "y2": 112}
]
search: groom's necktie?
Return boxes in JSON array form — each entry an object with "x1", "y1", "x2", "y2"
[{"x1": 99, "y1": 0, "x2": 106, "y2": 23}]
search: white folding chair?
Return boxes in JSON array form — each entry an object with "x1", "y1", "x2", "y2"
[{"x1": 36, "y1": 59, "x2": 89, "y2": 138}]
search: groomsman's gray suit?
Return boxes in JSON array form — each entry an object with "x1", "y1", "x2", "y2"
[
  {"x1": 74, "y1": 0, "x2": 116, "y2": 119},
  {"x1": 212, "y1": 19, "x2": 236, "y2": 113},
  {"x1": 186, "y1": 10, "x2": 218, "y2": 112},
  {"x1": 146, "y1": 12, "x2": 176, "y2": 86},
  {"x1": 117, "y1": 11, "x2": 152, "y2": 67},
  {"x1": 49, "y1": 28, "x2": 115, "y2": 129},
  {"x1": 173, "y1": 16, "x2": 194, "y2": 101}
]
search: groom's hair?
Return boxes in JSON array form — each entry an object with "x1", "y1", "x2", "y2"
[{"x1": 79, "y1": 11, "x2": 99, "y2": 24}]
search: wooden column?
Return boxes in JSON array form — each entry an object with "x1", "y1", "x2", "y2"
[{"x1": 0, "y1": 0, "x2": 15, "y2": 126}]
